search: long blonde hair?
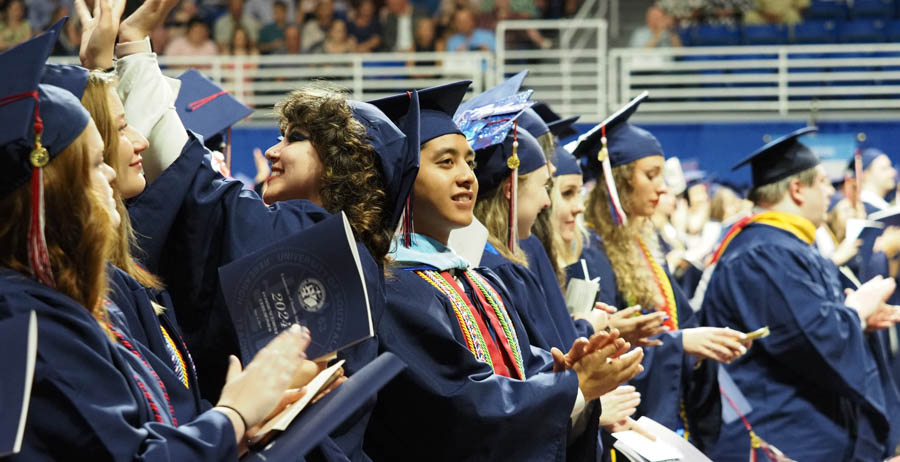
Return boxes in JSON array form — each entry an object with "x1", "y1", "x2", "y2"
[
  {"x1": 81, "y1": 70, "x2": 162, "y2": 291},
  {"x1": 474, "y1": 174, "x2": 531, "y2": 267},
  {"x1": 0, "y1": 129, "x2": 114, "y2": 329},
  {"x1": 584, "y1": 162, "x2": 662, "y2": 309}
]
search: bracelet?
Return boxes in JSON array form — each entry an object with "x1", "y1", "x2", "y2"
[{"x1": 217, "y1": 405, "x2": 248, "y2": 434}]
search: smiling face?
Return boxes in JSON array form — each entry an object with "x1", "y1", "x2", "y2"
[
  {"x1": 105, "y1": 87, "x2": 148, "y2": 200},
  {"x1": 553, "y1": 173, "x2": 585, "y2": 244},
  {"x1": 626, "y1": 155, "x2": 667, "y2": 218},
  {"x1": 263, "y1": 125, "x2": 324, "y2": 205},
  {"x1": 515, "y1": 165, "x2": 551, "y2": 239},
  {"x1": 412, "y1": 133, "x2": 477, "y2": 244}
]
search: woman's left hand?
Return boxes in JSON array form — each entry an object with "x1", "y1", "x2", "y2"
[{"x1": 75, "y1": 0, "x2": 126, "y2": 69}]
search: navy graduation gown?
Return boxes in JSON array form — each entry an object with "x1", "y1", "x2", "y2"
[
  {"x1": 519, "y1": 235, "x2": 594, "y2": 340},
  {"x1": 107, "y1": 265, "x2": 208, "y2": 425},
  {"x1": 0, "y1": 270, "x2": 237, "y2": 461},
  {"x1": 568, "y1": 231, "x2": 721, "y2": 452},
  {"x1": 366, "y1": 267, "x2": 591, "y2": 462},
  {"x1": 126, "y1": 134, "x2": 384, "y2": 462},
  {"x1": 702, "y1": 223, "x2": 896, "y2": 461}
]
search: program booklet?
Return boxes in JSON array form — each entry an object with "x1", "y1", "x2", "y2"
[
  {"x1": 0, "y1": 311, "x2": 37, "y2": 457},
  {"x1": 218, "y1": 211, "x2": 373, "y2": 363}
]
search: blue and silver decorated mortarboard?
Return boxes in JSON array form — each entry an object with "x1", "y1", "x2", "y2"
[
  {"x1": 351, "y1": 91, "x2": 420, "y2": 246},
  {"x1": 732, "y1": 126, "x2": 820, "y2": 189},
  {"x1": 553, "y1": 145, "x2": 582, "y2": 177},
  {"x1": 455, "y1": 70, "x2": 527, "y2": 116},
  {"x1": 566, "y1": 91, "x2": 659, "y2": 226},
  {"x1": 369, "y1": 80, "x2": 468, "y2": 145},
  {"x1": 0, "y1": 17, "x2": 92, "y2": 288},
  {"x1": 175, "y1": 69, "x2": 254, "y2": 175},
  {"x1": 518, "y1": 107, "x2": 550, "y2": 140}
]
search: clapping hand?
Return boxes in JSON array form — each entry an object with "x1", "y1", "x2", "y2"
[
  {"x1": 74, "y1": 0, "x2": 126, "y2": 69},
  {"x1": 609, "y1": 306, "x2": 669, "y2": 348}
]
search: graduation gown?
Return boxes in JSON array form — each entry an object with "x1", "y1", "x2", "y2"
[
  {"x1": 0, "y1": 269, "x2": 237, "y2": 461},
  {"x1": 107, "y1": 265, "x2": 208, "y2": 425},
  {"x1": 126, "y1": 134, "x2": 384, "y2": 462},
  {"x1": 366, "y1": 266, "x2": 591, "y2": 462},
  {"x1": 519, "y1": 235, "x2": 594, "y2": 340},
  {"x1": 702, "y1": 222, "x2": 896, "y2": 461},
  {"x1": 567, "y1": 231, "x2": 721, "y2": 452}
]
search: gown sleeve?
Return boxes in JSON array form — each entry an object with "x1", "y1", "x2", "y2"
[{"x1": 0, "y1": 285, "x2": 238, "y2": 462}]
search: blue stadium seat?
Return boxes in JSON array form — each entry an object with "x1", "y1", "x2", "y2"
[
  {"x1": 678, "y1": 27, "x2": 693, "y2": 46},
  {"x1": 838, "y1": 19, "x2": 887, "y2": 42},
  {"x1": 804, "y1": 0, "x2": 849, "y2": 20},
  {"x1": 792, "y1": 20, "x2": 839, "y2": 43},
  {"x1": 742, "y1": 24, "x2": 788, "y2": 45},
  {"x1": 690, "y1": 24, "x2": 741, "y2": 46},
  {"x1": 851, "y1": 0, "x2": 895, "y2": 18}
]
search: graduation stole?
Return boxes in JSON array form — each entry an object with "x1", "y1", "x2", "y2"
[
  {"x1": 415, "y1": 269, "x2": 525, "y2": 379},
  {"x1": 710, "y1": 211, "x2": 817, "y2": 265},
  {"x1": 160, "y1": 326, "x2": 190, "y2": 389},
  {"x1": 635, "y1": 236, "x2": 678, "y2": 331}
]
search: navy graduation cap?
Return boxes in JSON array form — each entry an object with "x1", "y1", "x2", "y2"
[
  {"x1": 846, "y1": 147, "x2": 887, "y2": 175},
  {"x1": 0, "y1": 17, "x2": 92, "y2": 288},
  {"x1": 175, "y1": 69, "x2": 254, "y2": 174},
  {"x1": 517, "y1": 107, "x2": 550, "y2": 140},
  {"x1": 552, "y1": 145, "x2": 582, "y2": 177},
  {"x1": 532, "y1": 101, "x2": 580, "y2": 140},
  {"x1": 41, "y1": 63, "x2": 88, "y2": 100},
  {"x1": 352, "y1": 90, "x2": 420, "y2": 246},
  {"x1": 732, "y1": 126, "x2": 819, "y2": 189},
  {"x1": 566, "y1": 91, "x2": 659, "y2": 225}
]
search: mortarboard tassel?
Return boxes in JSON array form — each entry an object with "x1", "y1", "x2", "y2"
[
  {"x1": 401, "y1": 195, "x2": 414, "y2": 248},
  {"x1": 507, "y1": 120, "x2": 520, "y2": 252},
  {"x1": 599, "y1": 125, "x2": 627, "y2": 226},
  {"x1": 224, "y1": 126, "x2": 232, "y2": 177}
]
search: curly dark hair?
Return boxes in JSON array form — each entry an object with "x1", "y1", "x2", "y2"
[{"x1": 275, "y1": 83, "x2": 393, "y2": 263}]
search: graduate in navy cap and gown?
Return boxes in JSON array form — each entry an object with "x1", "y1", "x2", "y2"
[
  {"x1": 364, "y1": 80, "x2": 647, "y2": 462},
  {"x1": 856, "y1": 147, "x2": 897, "y2": 215},
  {"x1": 0, "y1": 24, "x2": 316, "y2": 461},
  {"x1": 568, "y1": 92, "x2": 747, "y2": 452},
  {"x1": 702, "y1": 127, "x2": 900, "y2": 461}
]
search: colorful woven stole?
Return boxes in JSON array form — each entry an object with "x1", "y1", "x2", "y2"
[
  {"x1": 635, "y1": 236, "x2": 690, "y2": 440},
  {"x1": 415, "y1": 269, "x2": 525, "y2": 379},
  {"x1": 635, "y1": 236, "x2": 678, "y2": 332},
  {"x1": 160, "y1": 326, "x2": 190, "y2": 389}
]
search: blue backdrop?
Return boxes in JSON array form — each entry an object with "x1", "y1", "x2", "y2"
[{"x1": 229, "y1": 121, "x2": 900, "y2": 189}]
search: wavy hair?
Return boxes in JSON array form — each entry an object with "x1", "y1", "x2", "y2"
[
  {"x1": 275, "y1": 83, "x2": 392, "y2": 262},
  {"x1": 0, "y1": 128, "x2": 114, "y2": 329},
  {"x1": 473, "y1": 174, "x2": 531, "y2": 267},
  {"x1": 584, "y1": 163, "x2": 663, "y2": 309},
  {"x1": 81, "y1": 70, "x2": 162, "y2": 291}
]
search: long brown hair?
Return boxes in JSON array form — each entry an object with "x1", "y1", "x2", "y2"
[
  {"x1": 584, "y1": 163, "x2": 662, "y2": 309},
  {"x1": 0, "y1": 128, "x2": 114, "y2": 326},
  {"x1": 275, "y1": 83, "x2": 392, "y2": 262},
  {"x1": 81, "y1": 70, "x2": 161, "y2": 290},
  {"x1": 473, "y1": 174, "x2": 531, "y2": 267}
]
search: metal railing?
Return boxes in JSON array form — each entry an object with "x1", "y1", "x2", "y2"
[
  {"x1": 608, "y1": 44, "x2": 900, "y2": 122},
  {"x1": 55, "y1": 51, "x2": 495, "y2": 125},
  {"x1": 496, "y1": 18, "x2": 608, "y2": 122}
]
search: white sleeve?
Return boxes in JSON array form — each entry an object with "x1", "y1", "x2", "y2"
[{"x1": 115, "y1": 37, "x2": 190, "y2": 183}]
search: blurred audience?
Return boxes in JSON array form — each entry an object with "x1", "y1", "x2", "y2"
[
  {"x1": 0, "y1": 0, "x2": 31, "y2": 51},
  {"x1": 383, "y1": 0, "x2": 428, "y2": 52},
  {"x1": 446, "y1": 7, "x2": 494, "y2": 52},
  {"x1": 302, "y1": 0, "x2": 336, "y2": 52},
  {"x1": 348, "y1": 0, "x2": 381, "y2": 52},
  {"x1": 214, "y1": 0, "x2": 261, "y2": 50},
  {"x1": 165, "y1": 16, "x2": 218, "y2": 56},
  {"x1": 629, "y1": 6, "x2": 682, "y2": 48},
  {"x1": 258, "y1": 0, "x2": 289, "y2": 54}
]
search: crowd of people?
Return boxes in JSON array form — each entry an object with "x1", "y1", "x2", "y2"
[
  {"x1": 0, "y1": 0, "x2": 580, "y2": 58},
  {"x1": 3, "y1": 0, "x2": 900, "y2": 461}
]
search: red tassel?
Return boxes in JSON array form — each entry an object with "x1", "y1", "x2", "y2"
[
  {"x1": 187, "y1": 90, "x2": 228, "y2": 111},
  {"x1": 224, "y1": 126, "x2": 232, "y2": 178},
  {"x1": 28, "y1": 167, "x2": 54, "y2": 288}
]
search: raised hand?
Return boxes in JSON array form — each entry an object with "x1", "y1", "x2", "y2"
[
  {"x1": 609, "y1": 306, "x2": 669, "y2": 347},
  {"x1": 681, "y1": 327, "x2": 747, "y2": 363},
  {"x1": 119, "y1": 0, "x2": 181, "y2": 43},
  {"x1": 74, "y1": 0, "x2": 126, "y2": 69},
  {"x1": 552, "y1": 329, "x2": 621, "y2": 372}
]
